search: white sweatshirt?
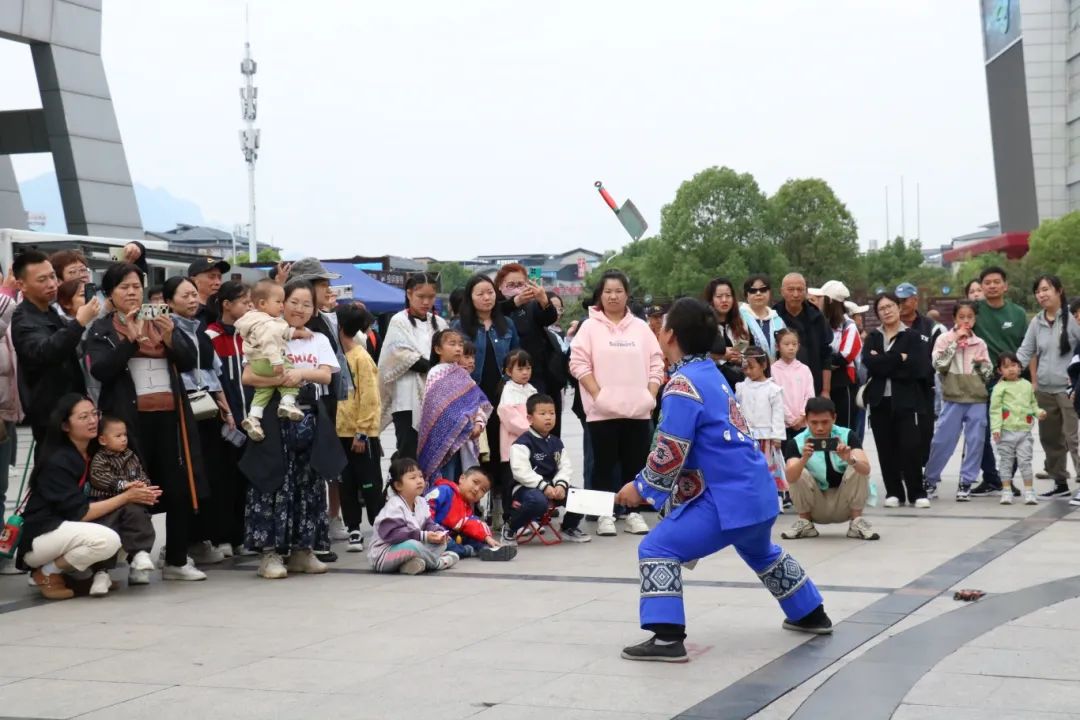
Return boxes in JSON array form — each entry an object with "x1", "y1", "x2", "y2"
[{"x1": 735, "y1": 378, "x2": 786, "y2": 441}]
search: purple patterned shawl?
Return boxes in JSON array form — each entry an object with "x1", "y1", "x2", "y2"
[{"x1": 418, "y1": 364, "x2": 493, "y2": 481}]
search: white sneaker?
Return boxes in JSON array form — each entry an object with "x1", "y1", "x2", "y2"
[
  {"x1": 1070, "y1": 490, "x2": 1080, "y2": 507},
  {"x1": 277, "y1": 400, "x2": 305, "y2": 421},
  {"x1": 89, "y1": 571, "x2": 112, "y2": 597},
  {"x1": 257, "y1": 552, "x2": 288, "y2": 579},
  {"x1": 623, "y1": 513, "x2": 650, "y2": 535},
  {"x1": 914, "y1": 498, "x2": 931, "y2": 509},
  {"x1": 130, "y1": 550, "x2": 155, "y2": 572},
  {"x1": 884, "y1": 496, "x2": 900, "y2": 508},
  {"x1": 286, "y1": 549, "x2": 327, "y2": 574},
  {"x1": 400, "y1": 557, "x2": 426, "y2": 575},
  {"x1": 128, "y1": 567, "x2": 151, "y2": 585},
  {"x1": 346, "y1": 531, "x2": 364, "y2": 552},
  {"x1": 214, "y1": 543, "x2": 235, "y2": 558},
  {"x1": 156, "y1": 548, "x2": 195, "y2": 569},
  {"x1": 328, "y1": 517, "x2": 349, "y2": 542},
  {"x1": 163, "y1": 561, "x2": 207, "y2": 581},
  {"x1": 1000, "y1": 489, "x2": 1013, "y2": 505},
  {"x1": 437, "y1": 551, "x2": 460, "y2": 571},
  {"x1": 235, "y1": 545, "x2": 259, "y2": 557},
  {"x1": 241, "y1": 416, "x2": 265, "y2": 441},
  {"x1": 188, "y1": 541, "x2": 225, "y2": 565},
  {"x1": 1025, "y1": 490, "x2": 1039, "y2": 506},
  {"x1": 596, "y1": 516, "x2": 617, "y2": 536}
]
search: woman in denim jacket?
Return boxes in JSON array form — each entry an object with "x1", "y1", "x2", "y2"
[{"x1": 453, "y1": 274, "x2": 519, "y2": 513}]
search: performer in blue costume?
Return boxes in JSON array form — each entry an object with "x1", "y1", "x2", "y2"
[{"x1": 616, "y1": 298, "x2": 832, "y2": 663}]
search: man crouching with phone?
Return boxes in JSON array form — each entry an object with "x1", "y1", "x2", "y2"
[{"x1": 781, "y1": 397, "x2": 879, "y2": 541}]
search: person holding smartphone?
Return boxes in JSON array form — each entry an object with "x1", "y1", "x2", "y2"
[{"x1": 780, "y1": 396, "x2": 878, "y2": 541}]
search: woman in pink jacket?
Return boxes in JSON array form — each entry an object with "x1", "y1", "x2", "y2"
[{"x1": 570, "y1": 270, "x2": 664, "y2": 537}]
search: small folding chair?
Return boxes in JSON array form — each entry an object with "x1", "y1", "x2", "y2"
[{"x1": 515, "y1": 503, "x2": 563, "y2": 546}]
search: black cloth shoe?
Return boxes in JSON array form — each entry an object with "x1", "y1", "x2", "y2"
[
  {"x1": 479, "y1": 545, "x2": 517, "y2": 562},
  {"x1": 621, "y1": 636, "x2": 688, "y2": 663},
  {"x1": 969, "y1": 481, "x2": 1002, "y2": 497},
  {"x1": 1039, "y1": 484, "x2": 1070, "y2": 498},
  {"x1": 783, "y1": 604, "x2": 834, "y2": 635}
]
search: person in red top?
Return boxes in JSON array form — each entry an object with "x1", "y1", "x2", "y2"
[{"x1": 425, "y1": 468, "x2": 515, "y2": 561}]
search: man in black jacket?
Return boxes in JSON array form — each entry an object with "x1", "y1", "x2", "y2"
[
  {"x1": 12, "y1": 250, "x2": 100, "y2": 456},
  {"x1": 775, "y1": 273, "x2": 833, "y2": 397}
]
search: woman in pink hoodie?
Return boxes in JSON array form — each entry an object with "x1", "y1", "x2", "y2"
[{"x1": 569, "y1": 270, "x2": 664, "y2": 538}]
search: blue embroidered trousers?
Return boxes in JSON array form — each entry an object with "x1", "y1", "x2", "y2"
[{"x1": 637, "y1": 489, "x2": 822, "y2": 628}]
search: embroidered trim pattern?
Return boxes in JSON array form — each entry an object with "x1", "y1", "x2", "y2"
[
  {"x1": 663, "y1": 374, "x2": 703, "y2": 403},
  {"x1": 757, "y1": 552, "x2": 808, "y2": 601},
  {"x1": 640, "y1": 557, "x2": 683, "y2": 598},
  {"x1": 728, "y1": 395, "x2": 752, "y2": 437},
  {"x1": 642, "y1": 431, "x2": 691, "y2": 493}
]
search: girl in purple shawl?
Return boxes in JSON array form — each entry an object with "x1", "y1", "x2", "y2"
[{"x1": 418, "y1": 330, "x2": 492, "y2": 483}]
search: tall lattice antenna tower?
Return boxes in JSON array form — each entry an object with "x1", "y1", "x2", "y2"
[{"x1": 239, "y1": 8, "x2": 260, "y2": 260}]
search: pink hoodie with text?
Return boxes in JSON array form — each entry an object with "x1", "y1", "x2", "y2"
[{"x1": 569, "y1": 307, "x2": 665, "y2": 422}]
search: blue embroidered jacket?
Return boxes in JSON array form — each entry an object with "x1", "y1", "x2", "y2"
[{"x1": 633, "y1": 356, "x2": 779, "y2": 529}]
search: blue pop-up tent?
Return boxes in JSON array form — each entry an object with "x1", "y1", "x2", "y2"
[{"x1": 322, "y1": 263, "x2": 405, "y2": 314}]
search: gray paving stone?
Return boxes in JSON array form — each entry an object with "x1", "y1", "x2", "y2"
[{"x1": 0, "y1": 677, "x2": 168, "y2": 718}]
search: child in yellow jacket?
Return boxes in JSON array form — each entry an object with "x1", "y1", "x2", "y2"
[{"x1": 335, "y1": 305, "x2": 383, "y2": 552}]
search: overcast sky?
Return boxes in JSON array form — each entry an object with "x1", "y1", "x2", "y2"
[{"x1": 0, "y1": 0, "x2": 996, "y2": 260}]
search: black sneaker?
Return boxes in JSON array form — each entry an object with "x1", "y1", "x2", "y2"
[
  {"x1": 479, "y1": 545, "x2": 517, "y2": 562},
  {"x1": 1011, "y1": 483, "x2": 1022, "y2": 497},
  {"x1": 1040, "y1": 484, "x2": 1071, "y2": 498},
  {"x1": 620, "y1": 636, "x2": 688, "y2": 663},
  {"x1": 969, "y1": 481, "x2": 1002, "y2": 497},
  {"x1": 782, "y1": 604, "x2": 834, "y2": 635},
  {"x1": 314, "y1": 550, "x2": 338, "y2": 563}
]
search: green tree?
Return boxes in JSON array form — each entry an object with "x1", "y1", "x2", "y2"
[
  {"x1": 230, "y1": 248, "x2": 281, "y2": 264},
  {"x1": 766, "y1": 178, "x2": 860, "y2": 285},
  {"x1": 427, "y1": 261, "x2": 471, "y2": 292},
  {"x1": 860, "y1": 237, "x2": 929, "y2": 294},
  {"x1": 1024, "y1": 212, "x2": 1080, "y2": 295},
  {"x1": 645, "y1": 166, "x2": 769, "y2": 298}
]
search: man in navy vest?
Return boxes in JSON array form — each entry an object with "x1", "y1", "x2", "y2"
[{"x1": 781, "y1": 397, "x2": 879, "y2": 541}]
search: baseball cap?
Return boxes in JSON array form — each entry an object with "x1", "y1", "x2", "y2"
[
  {"x1": 844, "y1": 300, "x2": 869, "y2": 315},
  {"x1": 188, "y1": 257, "x2": 230, "y2": 277},
  {"x1": 807, "y1": 280, "x2": 850, "y2": 303},
  {"x1": 895, "y1": 282, "x2": 918, "y2": 299},
  {"x1": 288, "y1": 257, "x2": 342, "y2": 282}
]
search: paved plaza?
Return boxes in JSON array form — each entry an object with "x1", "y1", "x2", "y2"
[{"x1": 1, "y1": 411, "x2": 1079, "y2": 720}]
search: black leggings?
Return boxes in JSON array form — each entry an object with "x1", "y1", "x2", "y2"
[
  {"x1": 587, "y1": 418, "x2": 652, "y2": 514},
  {"x1": 392, "y1": 411, "x2": 418, "y2": 460},
  {"x1": 830, "y1": 382, "x2": 855, "y2": 432},
  {"x1": 138, "y1": 410, "x2": 195, "y2": 567},
  {"x1": 338, "y1": 437, "x2": 385, "y2": 531},
  {"x1": 870, "y1": 398, "x2": 925, "y2": 504}
]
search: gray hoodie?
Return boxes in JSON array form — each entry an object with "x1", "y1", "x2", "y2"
[{"x1": 1017, "y1": 311, "x2": 1080, "y2": 394}]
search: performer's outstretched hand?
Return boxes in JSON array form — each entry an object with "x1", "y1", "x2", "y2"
[{"x1": 615, "y1": 482, "x2": 644, "y2": 508}]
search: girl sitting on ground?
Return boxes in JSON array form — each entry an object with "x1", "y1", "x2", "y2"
[{"x1": 368, "y1": 458, "x2": 460, "y2": 575}]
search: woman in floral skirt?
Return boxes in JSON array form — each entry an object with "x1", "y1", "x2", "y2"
[{"x1": 238, "y1": 280, "x2": 347, "y2": 579}]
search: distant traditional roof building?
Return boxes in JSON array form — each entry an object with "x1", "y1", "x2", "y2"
[{"x1": 146, "y1": 224, "x2": 278, "y2": 258}]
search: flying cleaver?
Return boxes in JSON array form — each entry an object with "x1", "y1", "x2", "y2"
[{"x1": 595, "y1": 180, "x2": 647, "y2": 241}]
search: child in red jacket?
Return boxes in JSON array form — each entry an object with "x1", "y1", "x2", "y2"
[{"x1": 426, "y1": 468, "x2": 516, "y2": 561}]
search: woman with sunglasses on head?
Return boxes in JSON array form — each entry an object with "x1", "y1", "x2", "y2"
[{"x1": 739, "y1": 274, "x2": 787, "y2": 359}]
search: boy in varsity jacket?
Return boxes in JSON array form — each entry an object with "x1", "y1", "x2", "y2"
[{"x1": 504, "y1": 394, "x2": 591, "y2": 544}]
